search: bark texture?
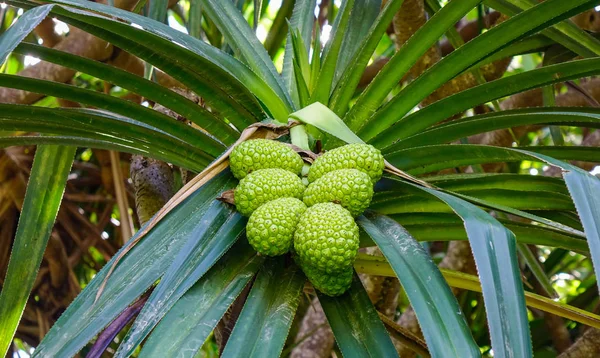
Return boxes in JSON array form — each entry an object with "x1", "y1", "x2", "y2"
[
  {"x1": 558, "y1": 328, "x2": 600, "y2": 358},
  {"x1": 290, "y1": 298, "x2": 336, "y2": 358}
]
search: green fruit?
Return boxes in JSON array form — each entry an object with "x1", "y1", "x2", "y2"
[
  {"x1": 235, "y1": 168, "x2": 305, "y2": 216},
  {"x1": 293, "y1": 203, "x2": 359, "y2": 274},
  {"x1": 246, "y1": 198, "x2": 307, "y2": 256},
  {"x1": 308, "y1": 143, "x2": 385, "y2": 183},
  {"x1": 301, "y1": 261, "x2": 353, "y2": 297},
  {"x1": 303, "y1": 169, "x2": 373, "y2": 217},
  {"x1": 229, "y1": 139, "x2": 304, "y2": 179}
]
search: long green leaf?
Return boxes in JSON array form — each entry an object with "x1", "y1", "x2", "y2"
[
  {"x1": 200, "y1": 0, "x2": 293, "y2": 116},
  {"x1": 385, "y1": 144, "x2": 600, "y2": 175},
  {"x1": 222, "y1": 259, "x2": 305, "y2": 358},
  {"x1": 409, "y1": 184, "x2": 531, "y2": 357},
  {"x1": 473, "y1": 34, "x2": 554, "y2": 69},
  {"x1": 330, "y1": 0, "x2": 405, "y2": 116},
  {"x1": 456, "y1": 193, "x2": 584, "y2": 237},
  {"x1": 33, "y1": 173, "x2": 236, "y2": 357},
  {"x1": 14, "y1": 43, "x2": 239, "y2": 145},
  {"x1": 116, "y1": 202, "x2": 245, "y2": 357},
  {"x1": 147, "y1": 0, "x2": 168, "y2": 23},
  {"x1": 0, "y1": 74, "x2": 226, "y2": 155},
  {"x1": 37, "y1": 0, "x2": 274, "y2": 125},
  {"x1": 488, "y1": 0, "x2": 600, "y2": 58},
  {"x1": 0, "y1": 135, "x2": 202, "y2": 169},
  {"x1": 318, "y1": 272, "x2": 398, "y2": 357},
  {"x1": 141, "y1": 241, "x2": 264, "y2": 357},
  {"x1": 355, "y1": 257, "x2": 600, "y2": 329},
  {"x1": 426, "y1": 173, "x2": 569, "y2": 195},
  {"x1": 0, "y1": 104, "x2": 212, "y2": 171},
  {"x1": 517, "y1": 151, "x2": 600, "y2": 295},
  {"x1": 333, "y1": 0, "x2": 382, "y2": 86},
  {"x1": 282, "y1": 0, "x2": 317, "y2": 107},
  {"x1": 390, "y1": 218, "x2": 590, "y2": 254},
  {"x1": 381, "y1": 107, "x2": 600, "y2": 150},
  {"x1": 376, "y1": 175, "x2": 585, "y2": 238},
  {"x1": 309, "y1": 0, "x2": 355, "y2": 105},
  {"x1": 363, "y1": 0, "x2": 598, "y2": 142},
  {"x1": 0, "y1": 145, "x2": 75, "y2": 357},
  {"x1": 0, "y1": 4, "x2": 54, "y2": 63},
  {"x1": 372, "y1": 190, "x2": 575, "y2": 213},
  {"x1": 343, "y1": 0, "x2": 483, "y2": 132},
  {"x1": 358, "y1": 212, "x2": 479, "y2": 357}
]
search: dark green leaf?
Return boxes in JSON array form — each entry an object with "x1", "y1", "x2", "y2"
[
  {"x1": 0, "y1": 104, "x2": 212, "y2": 171},
  {"x1": 0, "y1": 145, "x2": 75, "y2": 357},
  {"x1": 200, "y1": 0, "x2": 293, "y2": 116},
  {"x1": 330, "y1": 0, "x2": 405, "y2": 116},
  {"x1": 344, "y1": 0, "x2": 482, "y2": 132},
  {"x1": 318, "y1": 272, "x2": 398, "y2": 357},
  {"x1": 488, "y1": 0, "x2": 600, "y2": 58},
  {"x1": 380, "y1": 107, "x2": 600, "y2": 150},
  {"x1": 147, "y1": 0, "x2": 168, "y2": 23},
  {"x1": 0, "y1": 4, "x2": 54, "y2": 63},
  {"x1": 0, "y1": 74, "x2": 226, "y2": 155},
  {"x1": 409, "y1": 185, "x2": 531, "y2": 357},
  {"x1": 364, "y1": 0, "x2": 598, "y2": 142},
  {"x1": 33, "y1": 173, "x2": 237, "y2": 357},
  {"x1": 517, "y1": 151, "x2": 600, "y2": 295},
  {"x1": 282, "y1": 0, "x2": 317, "y2": 107},
  {"x1": 42, "y1": 0, "x2": 272, "y2": 126},
  {"x1": 141, "y1": 241, "x2": 264, "y2": 357},
  {"x1": 14, "y1": 43, "x2": 239, "y2": 145},
  {"x1": 0, "y1": 135, "x2": 199, "y2": 168},
  {"x1": 222, "y1": 258, "x2": 305, "y2": 358},
  {"x1": 333, "y1": 0, "x2": 382, "y2": 86},
  {"x1": 309, "y1": 0, "x2": 355, "y2": 105},
  {"x1": 384, "y1": 144, "x2": 600, "y2": 175},
  {"x1": 116, "y1": 202, "x2": 245, "y2": 356},
  {"x1": 358, "y1": 212, "x2": 479, "y2": 357}
]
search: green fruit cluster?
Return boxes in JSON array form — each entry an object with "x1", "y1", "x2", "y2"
[
  {"x1": 294, "y1": 202, "x2": 359, "y2": 273},
  {"x1": 303, "y1": 169, "x2": 373, "y2": 217},
  {"x1": 230, "y1": 140, "x2": 384, "y2": 297},
  {"x1": 307, "y1": 143, "x2": 385, "y2": 183},
  {"x1": 230, "y1": 139, "x2": 304, "y2": 179},
  {"x1": 232, "y1": 140, "x2": 306, "y2": 257},
  {"x1": 234, "y1": 168, "x2": 304, "y2": 216},
  {"x1": 246, "y1": 198, "x2": 306, "y2": 256}
]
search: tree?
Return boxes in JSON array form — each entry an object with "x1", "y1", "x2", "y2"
[{"x1": 0, "y1": 0, "x2": 600, "y2": 357}]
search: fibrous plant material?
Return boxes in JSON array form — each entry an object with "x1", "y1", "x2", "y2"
[
  {"x1": 303, "y1": 169, "x2": 374, "y2": 217},
  {"x1": 234, "y1": 168, "x2": 305, "y2": 216},
  {"x1": 308, "y1": 143, "x2": 385, "y2": 183},
  {"x1": 293, "y1": 202, "x2": 359, "y2": 275},
  {"x1": 246, "y1": 197, "x2": 307, "y2": 256},
  {"x1": 229, "y1": 139, "x2": 304, "y2": 179}
]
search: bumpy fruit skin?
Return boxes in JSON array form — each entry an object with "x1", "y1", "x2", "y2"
[
  {"x1": 300, "y1": 261, "x2": 353, "y2": 297},
  {"x1": 303, "y1": 169, "x2": 373, "y2": 217},
  {"x1": 229, "y1": 139, "x2": 304, "y2": 179},
  {"x1": 308, "y1": 143, "x2": 385, "y2": 183},
  {"x1": 246, "y1": 198, "x2": 306, "y2": 256},
  {"x1": 235, "y1": 169, "x2": 305, "y2": 216},
  {"x1": 294, "y1": 203, "x2": 359, "y2": 274}
]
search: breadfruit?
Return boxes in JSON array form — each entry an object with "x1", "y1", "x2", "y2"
[
  {"x1": 230, "y1": 139, "x2": 303, "y2": 179},
  {"x1": 235, "y1": 168, "x2": 305, "y2": 216},
  {"x1": 246, "y1": 198, "x2": 307, "y2": 256},
  {"x1": 308, "y1": 143, "x2": 385, "y2": 183},
  {"x1": 303, "y1": 169, "x2": 373, "y2": 217}
]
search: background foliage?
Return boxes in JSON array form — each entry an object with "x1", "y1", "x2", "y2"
[{"x1": 0, "y1": 0, "x2": 600, "y2": 357}]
